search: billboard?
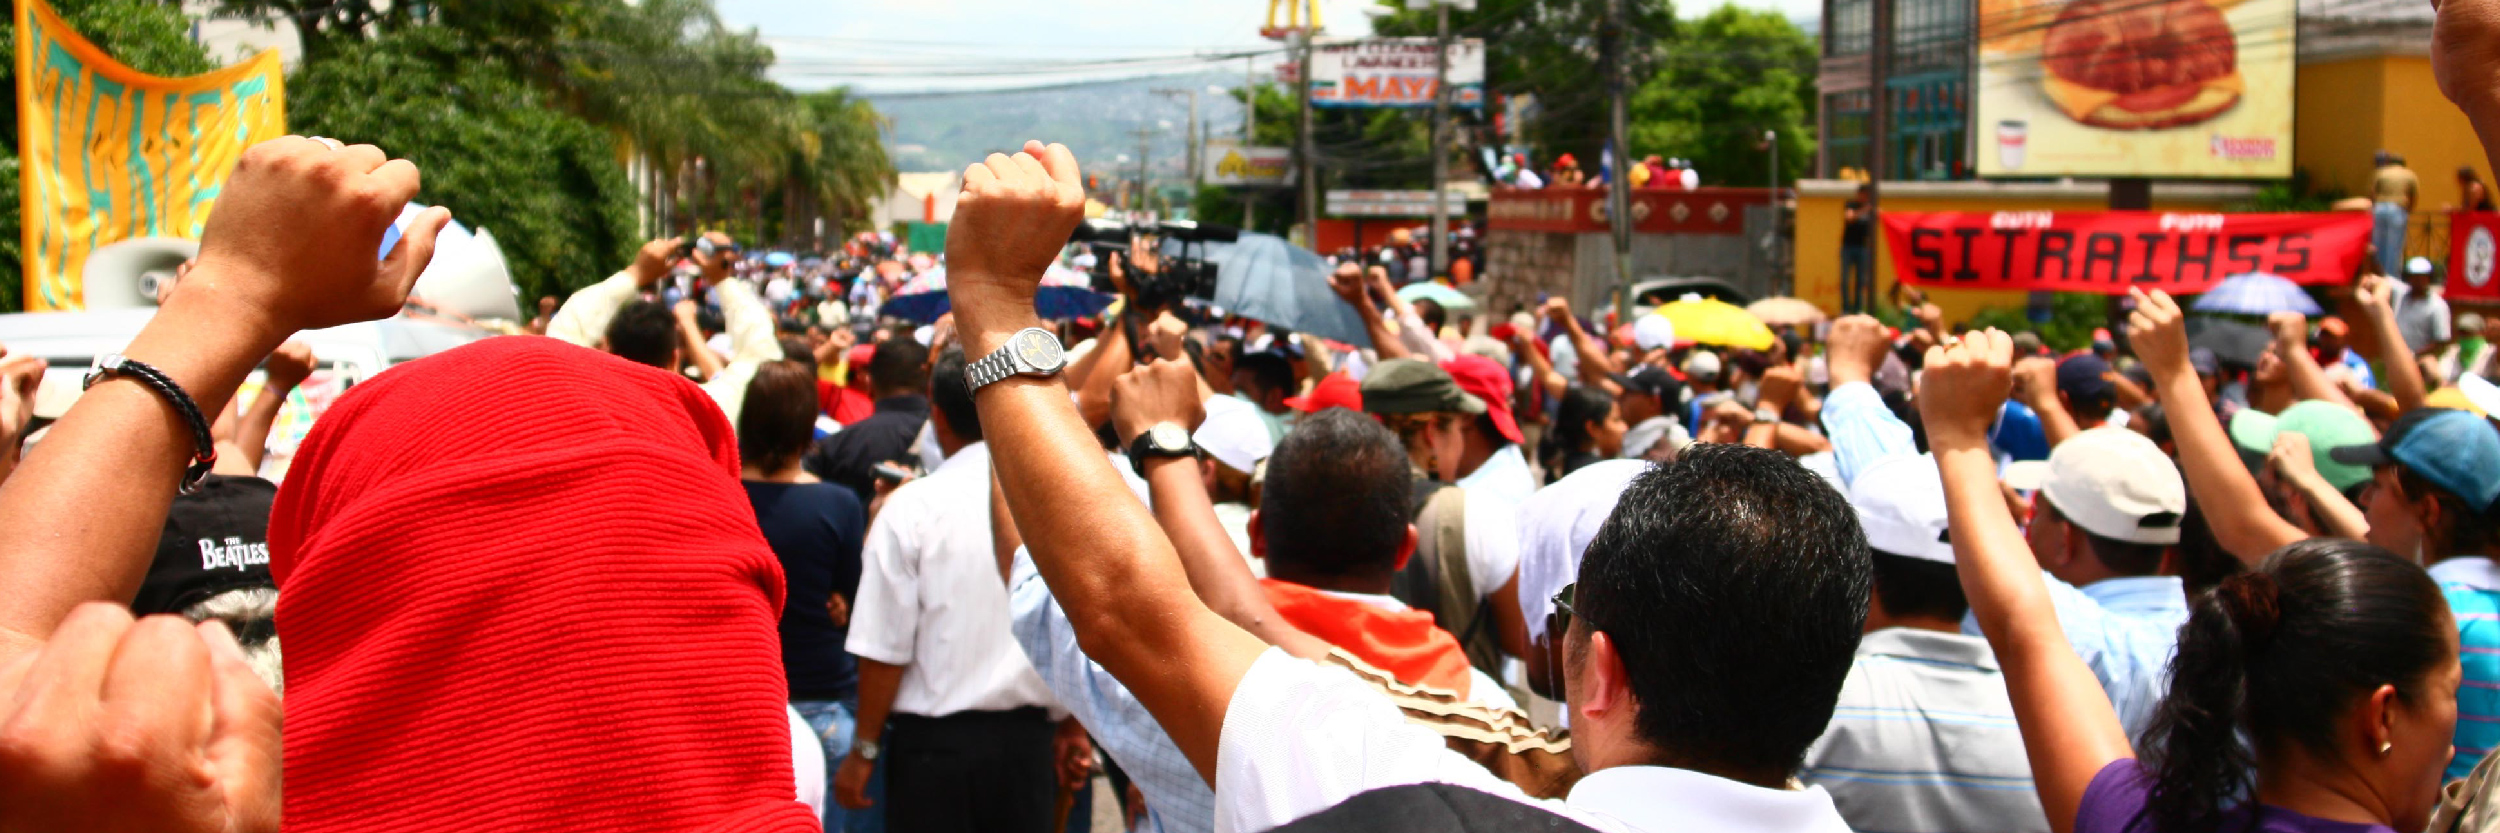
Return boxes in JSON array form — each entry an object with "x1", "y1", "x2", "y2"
[
  {"x1": 1309, "y1": 38, "x2": 1484, "y2": 109},
  {"x1": 15, "y1": 0, "x2": 287, "y2": 311},
  {"x1": 1973, "y1": 0, "x2": 2293, "y2": 178},
  {"x1": 1203, "y1": 141, "x2": 1295, "y2": 187}
]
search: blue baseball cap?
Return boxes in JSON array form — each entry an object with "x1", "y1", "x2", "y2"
[{"x1": 2329, "y1": 408, "x2": 2500, "y2": 512}]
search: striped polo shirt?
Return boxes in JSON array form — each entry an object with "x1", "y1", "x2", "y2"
[
  {"x1": 2433, "y1": 556, "x2": 2500, "y2": 781},
  {"x1": 1802, "y1": 628, "x2": 2048, "y2": 833}
]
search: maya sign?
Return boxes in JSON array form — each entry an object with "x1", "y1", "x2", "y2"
[
  {"x1": 1881, "y1": 211, "x2": 2370, "y2": 293},
  {"x1": 2451, "y1": 212, "x2": 2500, "y2": 301},
  {"x1": 1310, "y1": 38, "x2": 1484, "y2": 109}
]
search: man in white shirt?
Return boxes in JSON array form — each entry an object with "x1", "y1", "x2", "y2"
[
  {"x1": 2394, "y1": 256, "x2": 2455, "y2": 356},
  {"x1": 544, "y1": 232, "x2": 781, "y2": 427},
  {"x1": 834, "y1": 346, "x2": 1069, "y2": 833},
  {"x1": 949, "y1": 143, "x2": 1860, "y2": 833}
]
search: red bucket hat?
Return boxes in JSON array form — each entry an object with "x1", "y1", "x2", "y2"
[{"x1": 1439, "y1": 354, "x2": 1524, "y2": 445}]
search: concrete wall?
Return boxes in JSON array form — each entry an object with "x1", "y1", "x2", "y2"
[{"x1": 2294, "y1": 53, "x2": 2490, "y2": 265}]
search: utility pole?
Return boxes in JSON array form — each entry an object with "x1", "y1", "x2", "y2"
[
  {"x1": 1297, "y1": 31, "x2": 1320, "y2": 247},
  {"x1": 1134, "y1": 127, "x2": 1156, "y2": 216},
  {"x1": 1863, "y1": 0, "x2": 1892, "y2": 313},
  {"x1": 1605, "y1": 0, "x2": 1635, "y2": 323},
  {"x1": 1429, "y1": 0, "x2": 1453, "y2": 280},
  {"x1": 1153, "y1": 88, "x2": 1206, "y2": 191}
]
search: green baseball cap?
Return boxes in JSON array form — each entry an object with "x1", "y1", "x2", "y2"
[
  {"x1": 2228, "y1": 401, "x2": 2377, "y2": 492},
  {"x1": 1359, "y1": 358, "x2": 1486, "y2": 417}
]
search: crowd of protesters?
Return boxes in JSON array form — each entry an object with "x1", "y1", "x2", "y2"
[{"x1": 22, "y1": 12, "x2": 2500, "y2": 833}]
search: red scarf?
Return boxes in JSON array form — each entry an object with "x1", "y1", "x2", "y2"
[
  {"x1": 271, "y1": 337, "x2": 816, "y2": 833},
  {"x1": 1261, "y1": 579, "x2": 1474, "y2": 695}
]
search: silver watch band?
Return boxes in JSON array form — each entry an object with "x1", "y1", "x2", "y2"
[{"x1": 967, "y1": 348, "x2": 1019, "y2": 389}]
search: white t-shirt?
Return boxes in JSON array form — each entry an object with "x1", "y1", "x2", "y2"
[
  {"x1": 1461, "y1": 488, "x2": 1523, "y2": 604},
  {"x1": 1214, "y1": 648, "x2": 1854, "y2": 833},
  {"x1": 846, "y1": 442, "x2": 1063, "y2": 718},
  {"x1": 788, "y1": 705, "x2": 826, "y2": 816}
]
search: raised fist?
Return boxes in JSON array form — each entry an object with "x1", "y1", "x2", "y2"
[
  {"x1": 263, "y1": 341, "x2": 316, "y2": 392},
  {"x1": 632, "y1": 237, "x2": 684, "y2": 288},
  {"x1": 2266, "y1": 311, "x2": 2309, "y2": 351},
  {"x1": 1110, "y1": 359, "x2": 1207, "y2": 450},
  {"x1": 188, "y1": 136, "x2": 447, "y2": 336},
  {"x1": 1916, "y1": 329, "x2": 2016, "y2": 450},
  {"x1": 1824, "y1": 314, "x2": 1892, "y2": 387},
  {"x1": 2123, "y1": 288, "x2": 2192, "y2": 378},
  {"x1": 945, "y1": 140, "x2": 1087, "y2": 340}
]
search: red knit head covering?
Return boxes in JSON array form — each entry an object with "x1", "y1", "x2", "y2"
[{"x1": 269, "y1": 337, "x2": 817, "y2": 833}]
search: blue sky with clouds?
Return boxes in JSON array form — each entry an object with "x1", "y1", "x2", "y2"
[{"x1": 718, "y1": 0, "x2": 1818, "y2": 93}]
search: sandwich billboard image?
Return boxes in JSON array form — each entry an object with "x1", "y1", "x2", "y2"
[{"x1": 1974, "y1": 0, "x2": 2293, "y2": 178}]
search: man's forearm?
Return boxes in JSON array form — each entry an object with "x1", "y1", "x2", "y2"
[
  {"x1": 1142, "y1": 458, "x2": 1327, "y2": 659},
  {"x1": 2149, "y1": 364, "x2": 2302, "y2": 564},
  {"x1": 1562, "y1": 317, "x2": 1619, "y2": 380},
  {"x1": 2286, "y1": 469, "x2": 2369, "y2": 540},
  {"x1": 851, "y1": 659, "x2": 906, "y2": 746},
  {"x1": 2280, "y1": 342, "x2": 2355, "y2": 409},
  {"x1": 2372, "y1": 308, "x2": 2428, "y2": 412},
  {"x1": 0, "y1": 290, "x2": 282, "y2": 661},
  {"x1": 2023, "y1": 391, "x2": 2083, "y2": 448},
  {"x1": 226, "y1": 376, "x2": 299, "y2": 474}
]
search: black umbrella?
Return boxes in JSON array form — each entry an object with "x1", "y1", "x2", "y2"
[{"x1": 2186, "y1": 317, "x2": 2271, "y2": 369}]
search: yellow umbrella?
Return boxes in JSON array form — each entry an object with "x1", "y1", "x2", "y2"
[{"x1": 1656, "y1": 296, "x2": 1776, "y2": 351}]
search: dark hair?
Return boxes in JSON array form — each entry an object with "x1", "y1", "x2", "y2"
[
  {"x1": 778, "y1": 336, "x2": 818, "y2": 376},
  {"x1": 604, "y1": 301, "x2": 679, "y2": 370},
  {"x1": 1236, "y1": 352, "x2": 1295, "y2": 399},
  {"x1": 868, "y1": 339, "x2": 930, "y2": 398},
  {"x1": 2174, "y1": 501, "x2": 2245, "y2": 598},
  {"x1": 927, "y1": 346, "x2": 981, "y2": 443},
  {"x1": 1413, "y1": 298, "x2": 1447, "y2": 335},
  {"x1": 736, "y1": 361, "x2": 821, "y2": 474},
  {"x1": 1870, "y1": 550, "x2": 1968, "y2": 622},
  {"x1": 1574, "y1": 443, "x2": 1872, "y2": 782},
  {"x1": 2142, "y1": 539, "x2": 2452, "y2": 833},
  {"x1": 1552, "y1": 386, "x2": 1616, "y2": 454},
  {"x1": 1259, "y1": 409, "x2": 1412, "y2": 585},
  {"x1": 2399, "y1": 467, "x2": 2500, "y2": 555}
]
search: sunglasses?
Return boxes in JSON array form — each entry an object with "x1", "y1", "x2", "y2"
[{"x1": 1552, "y1": 583, "x2": 1578, "y2": 634}]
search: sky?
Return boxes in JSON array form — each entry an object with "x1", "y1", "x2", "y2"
[{"x1": 718, "y1": 0, "x2": 1820, "y2": 94}]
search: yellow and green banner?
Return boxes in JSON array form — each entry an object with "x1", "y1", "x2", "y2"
[{"x1": 15, "y1": 0, "x2": 285, "y2": 311}]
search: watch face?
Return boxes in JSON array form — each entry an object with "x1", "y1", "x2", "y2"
[
  {"x1": 1014, "y1": 330, "x2": 1065, "y2": 371},
  {"x1": 1150, "y1": 423, "x2": 1192, "y2": 451}
]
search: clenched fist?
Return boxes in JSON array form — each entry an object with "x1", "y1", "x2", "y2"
[
  {"x1": 2124, "y1": 288, "x2": 2193, "y2": 380},
  {"x1": 945, "y1": 140, "x2": 1087, "y2": 354},
  {"x1": 1916, "y1": 329, "x2": 2016, "y2": 451},
  {"x1": 0, "y1": 604, "x2": 283, "y2": 833},
  {"x1": 1111, "y1": 359, "x2": 1207, "y2": 450},
  {"x1": 1824, "y1": 315, "x2": 1892, "y2": 388},
  {"x1": 186, "y1": 136, "x2": 447, "y2": 338}
]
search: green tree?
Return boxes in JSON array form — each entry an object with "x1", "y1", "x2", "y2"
[
  {"x1": 0, "y1": 0, "x2": 213, "y2": 312},
  {"x1": 1369, "y1": 0, "x2": 1677, "y2": 167},
  {"x1": 289, "y1": 25, "x2": 637, "y2": 305},
  {"x1": 1631, "y1": 4, "x2": 1817, "y2": 187}
]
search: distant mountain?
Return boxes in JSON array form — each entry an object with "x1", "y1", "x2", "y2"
[{"x1": 867, "y1": 71, "x2": 1252, "y2": 177}]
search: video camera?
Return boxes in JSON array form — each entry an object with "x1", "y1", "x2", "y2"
[{"x1": 1069, "y1": 218, "x2": 1239, "y2": 312}]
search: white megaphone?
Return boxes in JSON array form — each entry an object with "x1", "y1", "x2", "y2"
[
  {"x1": 395, "y1": 204, "x2": 520, "y2": 323},
  {"x1": 79, "y1": 236, "x2": 199, "y2": 310}
]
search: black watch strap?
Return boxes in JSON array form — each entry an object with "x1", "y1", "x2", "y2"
[
  {"x1": 85, "y1": 353, "x2": 218, "y2": 493},
  {"x1": 1128, "y1": 427, "x2": 1198, "y2": 477}
]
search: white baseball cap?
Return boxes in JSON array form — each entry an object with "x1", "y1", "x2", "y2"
[
  {"x1": 1515, "y1": 459, "x2": 1649, "y2": 642},
  {"x1": 1682, "y1": 350, "x2": 1723, "y2": 379},
  {"x1": 1850, "y1": 455, "x2": 1954, "y2": 563},
  {"x1": 2407, "y1": 256, "x2": 2437, "y2": 275},
  {"x1": 2040, "y1": 427, "x2": 2187, "y2": 545},
  {"x1": 1196, "y1": 394, "x2": 1275, "y2": 475},
  {"x1": 1633, "y1": 314, "x2": 1677, "y2": 351}
]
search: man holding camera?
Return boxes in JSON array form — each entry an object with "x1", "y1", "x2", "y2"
[{"x1": 546, "y1": 231, "x2": 783, "y2": 427}]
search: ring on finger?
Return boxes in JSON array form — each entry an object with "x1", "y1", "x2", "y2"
[{"x1": 308, "y1": 136, "x2": 344, "y2": 150}]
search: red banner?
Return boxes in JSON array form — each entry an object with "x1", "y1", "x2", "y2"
[
  {"x1": 2450, "y1": 211, "x2": 2500, "y2": 302},
  {"x1": 1880, "y1": 211, "x2": 2371, "y2": 294}
]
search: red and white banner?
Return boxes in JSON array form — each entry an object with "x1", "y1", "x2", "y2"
[
  {"x1": 1881, "y1": 211, "x2": 2371, "y2": 294},
  {"x1": 2450, "y1": 211, "x2": 2500, "y2": 302}
]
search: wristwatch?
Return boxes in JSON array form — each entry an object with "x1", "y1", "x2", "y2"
[
  {"x1": 1129, "y1": 422, "x2": 1199, "y2": 476},
  {"x1": 1753, "y1": 406, "x2": 1782, "y2": 425},
  {"x1": 853, "y1": 738, "x2": 881, "y2": 762},
  {"x1": 966, "y1": 327, "x2": 1068, "y2": 390}
]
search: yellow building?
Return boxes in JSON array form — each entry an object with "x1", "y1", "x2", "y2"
[{"x1": 1797, "y1": 1, "x2": 2475, "y2": 323}]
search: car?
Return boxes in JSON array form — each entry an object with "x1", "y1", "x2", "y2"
[{"x1": 1627, "y1": 276, "x2": 1751, "y2": 319}]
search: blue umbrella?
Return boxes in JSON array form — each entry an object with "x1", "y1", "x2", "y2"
[
  {"x1": 879, "y1": 267, "x2": 1116, "y2": 323},
  {"x1": 2192, "y1": 272, "x2": 2322, "y2": 316},
  {"x1": 763, "y1": 251, "x2": 797, "y2": 268},
  {"x1": 1207, "y1": 233, "x2": 1371, "y2": 347}
]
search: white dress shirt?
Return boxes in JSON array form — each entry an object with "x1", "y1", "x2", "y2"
[
  {"x1": 1214, "y1": 648, "x2": 1852, "y2": 833},
  {"x1": 846, "y1": 442, "x2": 1062, "y2": 718}
]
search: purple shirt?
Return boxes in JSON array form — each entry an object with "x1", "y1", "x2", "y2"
[{"x1": 2075, "y1": 760, "x2": 2397, "y2": 833}]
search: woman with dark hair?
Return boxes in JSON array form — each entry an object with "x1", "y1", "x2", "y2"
[
  {"x1": 741, "y1": 360, "x2": 873, "y2": 831},
  {"x1": 1920, "y1": 330, "x2": 2460, "y2": 833},
  {"x1": 1546, "y1": 386, "x2": 1625, "y2": 480}
]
